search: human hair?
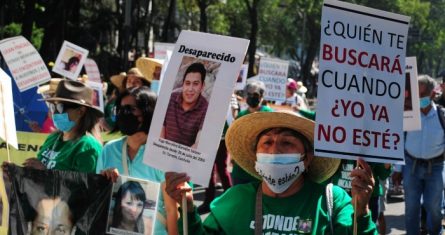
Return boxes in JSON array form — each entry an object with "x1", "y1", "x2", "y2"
[
  {"x1": 65, "y1": 56, "x2": 80, "y2": 70},
  {"x1": 255, "y1": 127, "x2": 313, "y2": 155},
  {"x1": 111, "y1": 181, "x2": 147, "y2": 233},
  {"x1": 73, "y1": 105, "x2": 102, "y2": 140},
  {"x1": 418, "y1": 74, "x2": 437, "y2": 96},
  {"x1": 112, "y1": 86, "x2": 157, "y2": 134},
  {"x1": 183, "y1": 62, "x2": 206, "y2": 83},
  {"x1": 244, "y1": 80, "x2": 266, "y2": 96},
  {"x1": 29, "y1": 196, "x2": 75, "y2": 235}
]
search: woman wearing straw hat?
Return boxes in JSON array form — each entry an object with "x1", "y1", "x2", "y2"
[
  {"x1": 19, "y1": 79, "x2": 103, "y2": 173},
  {"x1": 165, "y1": 111, "x2": 377, "y2": 234},
  {"x1": 111, "y1": 68, "x2": 151, "y2": 93}
]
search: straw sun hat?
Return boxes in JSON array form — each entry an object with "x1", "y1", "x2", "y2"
[
  {"x1": 110, "y1": 67, "x2": 148, "y2": 92},
  {"x1": 226, "y1": 111, "x2": 340, "y2": 183},
  {"x1": 136, "y1": 57, "x2": 163, "y2": 82}
]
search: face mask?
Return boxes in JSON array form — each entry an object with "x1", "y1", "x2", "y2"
[
  {"x1": 257, "y1": 153, "x2": 304, "y2": 164},
  {"x1": 117, "y1": 112, "x2": 141, "y2": 136},
  {"x1": 255, "y1": 161, "x2": 305, "y2": 194},
  {"x1": 246, "y1": 96, "x2": 261, "y2": 108},
  {"x1": 151, "y1": 80, "x2": 160, "y2": 94},
  {"x1": 419, "y1": 96, "x2": 431, "y2": 109},
  {"x1": 52, "y1": 113, "x2": 75, "y2": 132}
]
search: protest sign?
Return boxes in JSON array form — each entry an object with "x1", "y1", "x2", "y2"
[
  {"x1": 154, "y1": 42, "x2": 175, "y2": 60},
  {"x1": 0, "y1": 69, "x2": 18, "y2": 149},
  {"x1": 0, "y1": 36, "x2": 51, "y2": 91},
  {"x1": 106, "y1": 175, "x2": 160, "y2": 235},
  {"x1": 52, "y1": 41, "x2": 88, "y2": 80},
  {"x1": 403, "y1": 57, "x2": 420, "y2": 131},
  {"x1": 257, "y1": 57, "x2": 289, "y2": 102},
  {"x1": 235, "y1": 64, "x2": 248, "y2": 90},
  {"x1": 86, "y1": 81, "x2": 104, "y2": 112},
  {"x1": 7, "y1": 165, "x2": 112, "y2": 235},
  {"x1": 144, "y1": 30, "x2": 249, "y2": 185},
  {"x1": 84, "y1": 58, "x2": 102, "y2": 83},
  {"x1": 315, "y1": 0, "x2": 410, "y2": 164}
]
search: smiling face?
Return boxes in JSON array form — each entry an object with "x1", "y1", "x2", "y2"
[
  {"x1": 31, "y1": 198, "x2": 73, "y2": 235},
  {"x1": 126, "y1": 75, "x2": 144, "y2": 89},
  {"x1": 181, "y1": 72, "x2": 204, "y2": 106},
  {"x1": 120, "y1": 192, "x2": 144, "y2": 223}
]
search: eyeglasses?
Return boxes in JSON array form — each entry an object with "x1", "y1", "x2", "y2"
[
  {"x1": 117, "y1": 105, "x2": 139, "y2": 115},
  {"x1": 49, "y1": 103, "x2": 79, "y2": 114}
]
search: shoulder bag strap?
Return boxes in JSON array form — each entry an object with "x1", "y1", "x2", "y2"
[
  {"x1": 326, "y1": 183, "x2": 334, "y2": 234},
  {"x1": 121, "y1": 138, "x2": 129, "y2": 175},
  {"x1": 255, "y1": 184, "x2": 263, "y2": 235}
]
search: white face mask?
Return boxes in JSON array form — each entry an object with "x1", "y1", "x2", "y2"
[{"x1": 255, "y1": 153, "x2": 305, "y2": 194}]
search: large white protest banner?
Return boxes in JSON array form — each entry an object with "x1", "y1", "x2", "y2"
[
  {"x1": 0, "y1": 69, "x2": 18, "y2": 149},
  {"x1": 258, "y1": 57, "x2": 289, "y2": 102},
  {"x1": 404, "y1": 57, "x2": 420, "y2": 131},
  {"x1": 84, "y1": 58, "x2": 101, "y2": 83},
  {"x1": 315, "y1": 0, "x2": 410, "y2": 164},
  {"x1": 154, "y1": 42, "x2": 175, "y2": 60},
  {"x1": 144, "y1": 31, "x2": 249, "y2": 185},
  {"x1": 52, "y1": 41, "x2": 88, "y2": 80},
  {"x1": 0, "y1": 36, "x2": 51, "y2": 91}
]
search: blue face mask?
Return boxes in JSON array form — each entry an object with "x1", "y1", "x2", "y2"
[
  {"x1": 419, "y1": 96, "x2": 431, "y2": 109},
  {"x1": 256, "y1": 153, "x2": 304, "y2": 164},
  {"x1": 52, "y1": 113, "x2": 76, "y2": 132}
]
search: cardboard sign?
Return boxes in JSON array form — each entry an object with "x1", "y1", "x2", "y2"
[
  {"x1": 144, "y1": 30, "x2": 249, "y2": 185},
  {"x1": 403, "y1": 57, "x2": 421, "y2": 131},
  {"x1": 84, "y1": 58, "x2": 102, "y2": 83},
  {"x1": 52, "y1": 41, "x2": 88, "y2": 80},
  {"x1": 107, "y1": 176, "x2": 160, "y2": 235},
  {"x1": 235, "y1": 64, "x2": 248, "y2": 90},
  {"x1": 315, "y1": 0, "x2": 410, "y2": 164},
  {"x1": 154, "y1": 42, "x2": 175, "y2": 60},
  {"x1": 257, "y1": 57, "x2": 289, "y2": 102},
  {"x1": 0, "y1": 36, "x2": 51, "y2": 91},
  {"x1": 0, "y1": 69, "x2": 18, "y2": 149},
  {"x1": 86, "y1": 81, "x2": 104, "y2": 113}
]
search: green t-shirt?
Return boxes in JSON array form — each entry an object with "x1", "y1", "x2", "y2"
[
  {"x1": 181, "y1": 181, "x2": 377, "y2": 234},
  {"x1": 37, "y1": 132, "x2": 102, "y2": 173},
  {"x1": 231, "y1": 105, "x2": 274, "y2": 183}
]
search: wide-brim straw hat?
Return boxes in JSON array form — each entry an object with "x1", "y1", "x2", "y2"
[
  {"x1": 44, "y1": 79, "x2": 103, "y2": 117},
  {"x1": 136, "y1": 57, "x2": 163, "y2": 82},
  {"x1": 226, "y1": 111, "x2": 340, "y2": 183},
  {"x1": 297, "y1": 81, "x2": 308, "y2": 94},
  {"x1": 37, "y1": 78, "x2": 62, "y2": 95},
  {"x1": 110, "y1": 67, "x2": 148, "y2": 92}
]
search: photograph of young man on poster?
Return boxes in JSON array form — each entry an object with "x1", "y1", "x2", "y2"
[{"x1": 161, "y1": 57, "x2": 219, "y2": 149}]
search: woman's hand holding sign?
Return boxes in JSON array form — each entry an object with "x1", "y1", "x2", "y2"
[
  {"x1": 350, "y1": 158, "x2": 375, "y2": 216},
  {"x1": 165, "y1": 172, "x2": 194, "y2": 211}
]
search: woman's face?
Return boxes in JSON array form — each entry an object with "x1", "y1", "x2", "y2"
[
  {"x1": 256, "y1": 129, "x2": 305, "y2": 155},
  {"x1": 126, "y1": 75, "x2": 143, "y2": 89},
  {"x1": 121, "y1": 96, "x2": 143, "y2": 123},
  {"x1": 120, "y1": 192, "x2": 144, "y2": 222}
]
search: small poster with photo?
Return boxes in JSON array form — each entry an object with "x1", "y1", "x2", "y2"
[
  {"x1": 84, "y1": 58, "x2": 102, "y2": 83},
  {"x1": 144, "y1": 30, "x2": 249, "y2": 185},
  {"x1": 107, "y1": 176, "x2": 160, "y2": 235},
  {"x1": 86, "y1": 81, "x2": 104, "y2": 113},
  {"x1": 53, "y1": 41, "x2": 88, "y2": 80},
  {"x1": 235, "y1": 64, "x2": 248, "y2": 90},
  {"x1": 403, "y1": 57, "x2": 421, "y2": 131}
]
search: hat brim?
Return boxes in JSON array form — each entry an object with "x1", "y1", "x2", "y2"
[
  {"x1": 226, "y1": 111, "x2": 340, "y2": 183},
  {"x1": 44, "y1": 97, "x2": 104, "y2": 117},
  {"x1": 136, "y1": 57, "x2": 163, "y2": 82}
]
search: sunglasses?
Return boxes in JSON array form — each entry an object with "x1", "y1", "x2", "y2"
[
  {"x1": 49, "y1": 102, "x2": 80, "y2": 114},
  {"x1": 117, "y1": 105, "x2": 139, "y2": 115}
]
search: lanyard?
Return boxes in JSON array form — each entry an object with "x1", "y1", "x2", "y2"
[
  {"x1": 121, "y1": 138, "x2": 130, "y2": 175},
  {"x1": 255, "y1": 184, "x2": 263, "y2": 235}
]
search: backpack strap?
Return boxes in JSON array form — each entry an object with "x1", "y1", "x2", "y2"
[{"x1": 326, "y1": 183, "x2": 334, "y2": 234}]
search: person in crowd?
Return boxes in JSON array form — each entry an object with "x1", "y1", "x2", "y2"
[
  {"x1": 31, "y1": 197, "x2": 74, "y2": 235},
  {"x1": 277, "y1": 79, "x2": 308, "y2": 110},
  {"x1": 231, "y1": 80, "x2": 273, "y2": 185},
  {"x1": 5, "y1": 80, "x2": 103, "y2": 173},
  {"x1": 296, "y1": 80, "x2": 310, "y2": 107},
  {"x1": 197, "y1": 93, "x2": 239, "y2": 214},
  {"x1": 136, "y1": 57, "x2": 163, "y2": 93},
  {"x1": 377, "y1": 178, "x2": 389, "y2": 235},
  {"x1": 404, "y1": 75, "x2": 444, "y2": 235},
  {"x1": 165, "y1": 111, "x2": 377, "y2": 234},
  {"x1": 110, "y1": 181, "x2": 152, "y2": 234},
  {"x1": 434, "y1": 75, "x2": 445, "y2": 107},
  {"x1": 97, "y1": 86, "x2": 178, "y2": 235},
  {"x1": 161, "y1": 62, "x2": 209, "y2": 148},
  {"x1": 111, "y1": 68, "x2": 150, "y2": 93}
]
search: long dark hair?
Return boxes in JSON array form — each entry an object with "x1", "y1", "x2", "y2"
[
  {"x1": 111, "y1": 181, "x2": 147, "y2": 232},
  {"x1": 112, "y1": 86, "x2": 157, "y2": 134}
]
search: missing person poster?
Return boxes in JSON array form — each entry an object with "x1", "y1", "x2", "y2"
[
  {"x1": 404, "y1": 57, "x2": 421, "y2": 131},
  {"x1": 107, "y1": 176, "x2": 160, "y2": 235},
  {"x1": 235, "y1": 64, "x2": 248, "y2": 90},
  {"x1": 7, "y1": 165, "x2": 112, "y2": 235},
  {"x1": 0, "y1": 68, "x2": 18, "y2": 149},
  {"x1": 314, "y1": 0, "x2": 410, "y2": 164},
  {"x1": 0, "y1": 36, "x2": 51, "y2": 91},
  {"x1": 257, "y1": 57, "x2": 289, "y2": 102},
  {"x1": 84, "y1": 58, "x2": 102, "y2": 83},
  {"x1": 154, "y1": 42, "x2": 175, "y2": 60},
  {"x1": 86, "y1": 81, "x2": 104, "y2": 113},
  {"x1": 144, "y1": 30, "x2": 249, "y2": 185},
  {"x1": 52, "y1": 41, "x2": 89, "y2": 80}
]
